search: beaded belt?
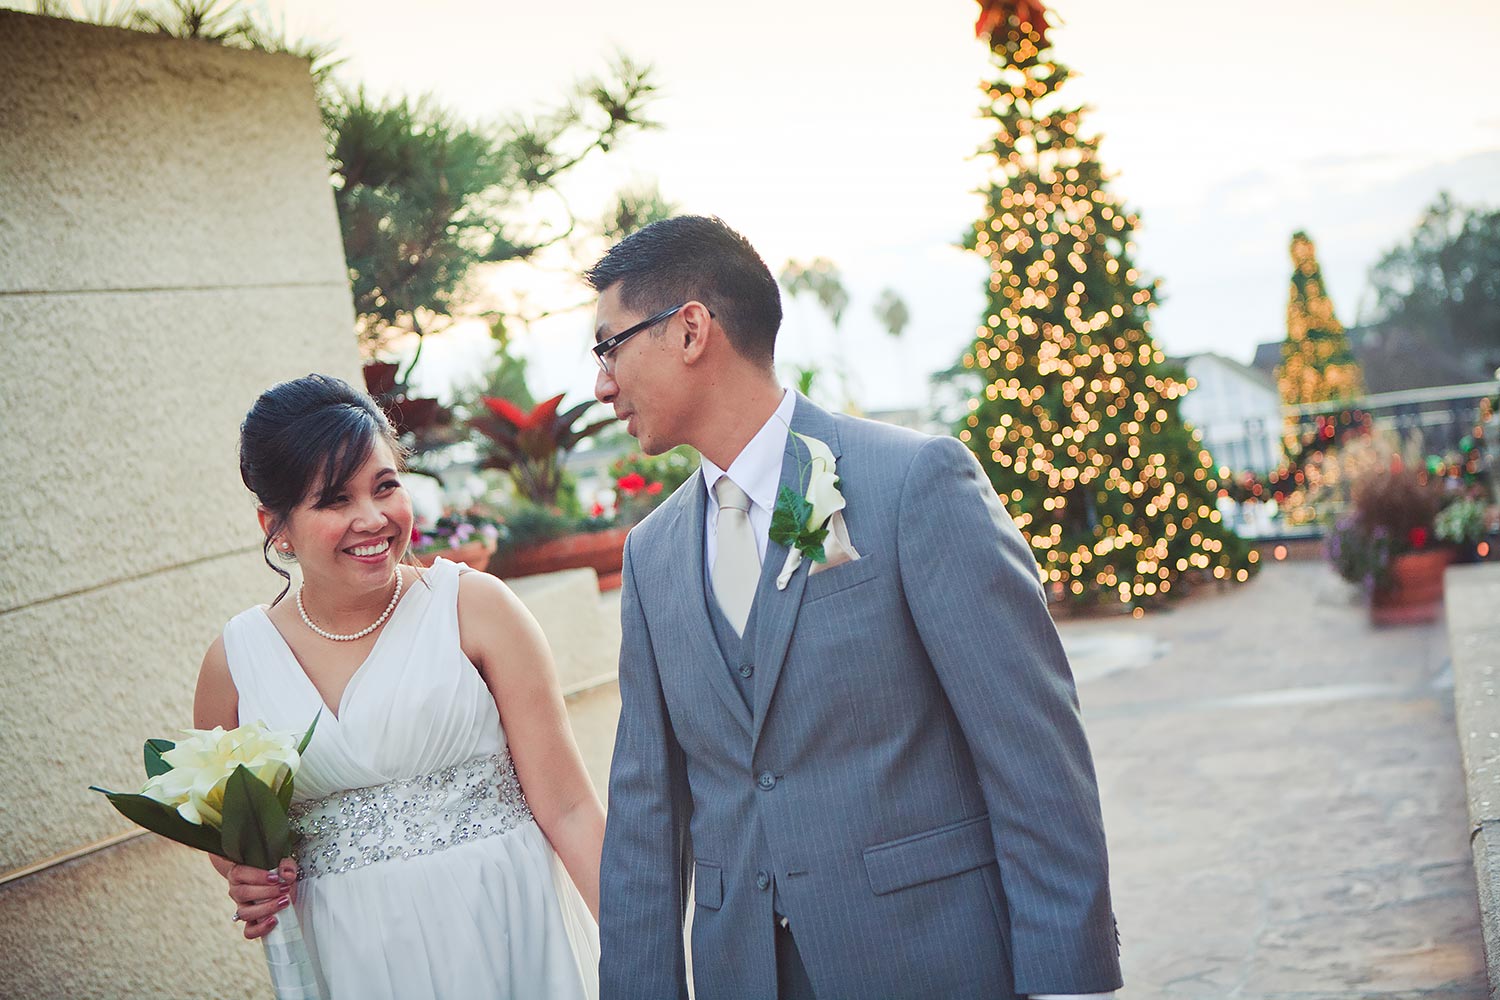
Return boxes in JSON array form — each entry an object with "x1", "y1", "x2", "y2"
[{"x1": 289, "y1": 751, "x2": 533, "y2": 880}]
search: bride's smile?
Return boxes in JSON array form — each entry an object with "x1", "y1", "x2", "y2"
[{"x1": 271, "y1": 438, "x2": 415, "y2": 604}]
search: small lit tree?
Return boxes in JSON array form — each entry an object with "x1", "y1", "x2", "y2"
[{"x1": 1276, "y1": 231, "x2": 1362, "y2": 407}]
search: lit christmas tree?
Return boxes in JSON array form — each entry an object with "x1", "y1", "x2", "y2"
[
  {"x1": 1276, "y1": 231, "x2": 1363, "y2": 406},
  {"x1": 1258, "y1": 231, "x2": 1367, "y2": 525},
  {"x1": 961, "y1": 0, "x2": 1258, "y2": 608}
]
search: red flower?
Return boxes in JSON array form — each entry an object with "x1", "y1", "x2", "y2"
[
  {"x1": 591, "y1": 502, "x2": 605, "y2": 518},
  {"x1": 617, "y1": 472, "x2": 647, "y2": 496},
  {"x1": 646, "y1": 482, "x2": 663, "y2": 496},
  {"x1": 410, "y1": 527, "x2": 423, "y2": 544},
  {"x1": 1409, "y1": 526, "x2": 1429, "y2": 549}
]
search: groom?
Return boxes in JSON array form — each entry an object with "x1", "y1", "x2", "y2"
[{"x1": 589, "y1": 216, "x2": 1121, "y2": 1000}]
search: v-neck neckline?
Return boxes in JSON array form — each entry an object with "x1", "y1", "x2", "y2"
[{"x1": 254, "y1": 569, "x2": 419, "y2": 722}]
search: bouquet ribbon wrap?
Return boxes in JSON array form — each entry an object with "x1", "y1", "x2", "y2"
[{"x1": 264, "y1": 907, "x2": 320, "y2": 1000}]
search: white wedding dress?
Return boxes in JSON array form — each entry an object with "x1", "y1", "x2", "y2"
[{"x1": 223, "y1": 557, "x2": 599, "y2": 1000}]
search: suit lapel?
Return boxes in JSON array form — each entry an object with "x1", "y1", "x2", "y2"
[
  {"x1": 660, "y1": 470, "x2": 754, "y2": 739},
  {"x1": 750, "y1": 394, "x2": 842, "y2": 751}
]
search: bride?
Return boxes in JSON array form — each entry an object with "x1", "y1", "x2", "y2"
[{"x1": 193, "y1": 373, "x2": 603, "y2": 999}]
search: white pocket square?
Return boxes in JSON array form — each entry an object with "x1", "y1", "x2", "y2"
[
  {"x1": 778, "y1": 510, "x2": 862, "y2": 589},
  {"x1": 809, "y1": 510, "x2": 861, "y2": 575}
]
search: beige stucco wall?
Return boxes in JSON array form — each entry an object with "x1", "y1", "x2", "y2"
[
  {"x1": 0, "y1": 13, "x2": 627, "y2": 998},
  {"x1": 0, "y1": 12, "x2": 357, "y2": 998}
]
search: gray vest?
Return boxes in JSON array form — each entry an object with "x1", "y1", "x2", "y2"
[
  {"x1": 703, "y1": 557, "x2": 787, "y2": 919},
  {"x1": 705, "y1": 557, "x2": 758, "y2": 708}
]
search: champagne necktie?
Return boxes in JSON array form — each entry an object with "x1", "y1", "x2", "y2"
[{"x1": 712, "y1": 477, "x2": 760, "y2": 636}]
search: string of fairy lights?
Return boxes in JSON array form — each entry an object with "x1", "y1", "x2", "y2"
[{"x1": 963, "y1": 2, "x2": 1258, "y2": 609}]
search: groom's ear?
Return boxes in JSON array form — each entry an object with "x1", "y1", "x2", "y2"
[{"x1": 679, "y1": 301, "x2": 713, "y2": 366}]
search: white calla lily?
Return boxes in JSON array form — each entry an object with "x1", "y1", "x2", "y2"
[
  {"x1": 793, "y1": 431, "x2": 845, "y2": 529},
  {"x1": 773, "y1": 431, "x2": 860, "y2": 590},
  {"x1": 139, "y1": 721, "x2": 302, "y2": 827}
]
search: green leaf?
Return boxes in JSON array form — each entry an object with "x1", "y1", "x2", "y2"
[
  {"x1": 272, "y1": 710, "x2": 321, "y2": 810},
  {"x1": 219, "y1": 766, "x2": 291, "y2": 869},
  {"x1": 277, "y1": 774, "x2": 297, "y2": 812},
  {"x1": 89, "y1": 787, "x2": 224, "y2": 857},
  {"x1": 296, "y1": 710, "x2": 322, "y2": 757},
  {"x1": 795, "y1": 523, "x2": 829, "y2": 564},
  {"x1": 143, "y1": 739, "x2": 175, "y2": 778},
  {"x1": 770, "y1": 487, "x2": 814, "y2": 548}
]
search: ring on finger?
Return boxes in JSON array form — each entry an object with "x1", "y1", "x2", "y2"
[{"x1": 231, "y1": 912, "x2": 243, "y2": 923}]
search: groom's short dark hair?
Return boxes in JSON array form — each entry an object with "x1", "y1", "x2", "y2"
[{"x1": 584, "y1": 215, "x2": 782, "y2": 368}]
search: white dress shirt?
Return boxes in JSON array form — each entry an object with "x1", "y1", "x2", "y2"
[
  {"x1": 699, "y1": 389, "x2": 1116, "y2": 1000},
  {"x1": 700, "y1": 388, "x2": 795, "y2": 578}
]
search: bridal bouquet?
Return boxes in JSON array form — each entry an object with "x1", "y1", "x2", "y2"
[{"x1": 91, "y1": 715, "x2": 322, "y2": 1000}]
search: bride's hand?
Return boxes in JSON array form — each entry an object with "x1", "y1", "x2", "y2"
[{"x1": 226, "y1": 858, "x2": 299, "y2": 941}]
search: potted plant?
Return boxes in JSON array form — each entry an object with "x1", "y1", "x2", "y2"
[
  {"x1": 1435, "y1": 493, "x2": 1491, "y2": 563},
  {"x1": 490, "y1": 499, "x2": 630, "y2": 591},
  {"x1": 470, "y1": 393, "x2": 615, "y2": 506},
  {"x1": 467, "y1": 393, "x2": 630, "y2": 588},
  {"x1": 1326, "y1": 458, "x2": 1451, "y2": 625},
  {"x1": 490, "y1": 454, "x2": 692, "y2": 591},
  {"x1": 411, "y1": 508, "x2": 504, "y2": 570}
]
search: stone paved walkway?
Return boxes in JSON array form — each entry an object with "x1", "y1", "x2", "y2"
[{"x1": 1072, "y1": 560, "x2": 1486, "y2": 998}]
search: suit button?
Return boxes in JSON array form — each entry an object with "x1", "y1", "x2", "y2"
[
  {"x1": 756, "y1": 870, "x2": 771, "y2": 891},
  {"x1": 738, "y1": 662, "x2": 754, "y2": 679},
  {"x1": 757, "y1": 771, "x2": 776, "y2": 791}
]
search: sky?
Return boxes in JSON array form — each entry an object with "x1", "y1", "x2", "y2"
[{"x1": 68, "y1": 0, "x2": 1500, "y2": 411}]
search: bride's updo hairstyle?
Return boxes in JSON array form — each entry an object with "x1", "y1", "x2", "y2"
[{"x1": 238, "y1": 373, "x2": 407, "y2": 603}]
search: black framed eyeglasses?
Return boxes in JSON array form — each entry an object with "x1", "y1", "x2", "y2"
[{"x1": 592, "y1": 302, "x2": 713, "y2": 374}]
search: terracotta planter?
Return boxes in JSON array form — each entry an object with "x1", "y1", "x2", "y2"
[
  {"x1": 491, "y1": 528, "x2": 629, "y2": 591},
  {"x1": 1370, "y1": 547, "x2": 1453, "y2": 626},
  {"x1": 415, "y1": 539, "x2": 497, "y2": 572}
]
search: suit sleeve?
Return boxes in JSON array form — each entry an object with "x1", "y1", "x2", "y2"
[
  {"x1": 598, "y1": 535, "x2": 693, "y2": 1000},
  {"x1": 897, "y1": 435, "x2": 1122, "y2": 996}
]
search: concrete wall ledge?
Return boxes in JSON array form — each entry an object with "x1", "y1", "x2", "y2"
[
  {"x1": 505, "y1": 568, "x2": 621, "y2": 694},
  {"x1": 1447, "y1": 561, "x2": 1500, "y2": 998}
]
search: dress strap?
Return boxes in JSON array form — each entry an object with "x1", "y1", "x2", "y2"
[
  {"x1": 222, "y1": 606, "x2": 315, "y2": 727},
  {"x1": 420, "y1": 556, "x2": 466, "y2": 643}
]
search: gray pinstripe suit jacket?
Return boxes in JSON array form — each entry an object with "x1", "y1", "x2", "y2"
[{"x1": 599, "y1": 395, "x2": 1122, "y2": 1000}]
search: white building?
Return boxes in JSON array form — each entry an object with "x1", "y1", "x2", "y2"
[{"x1": 1176, "y1": 353, "x2": 1284, "y2": 475}]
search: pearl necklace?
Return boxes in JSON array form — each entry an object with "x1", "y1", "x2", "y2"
[{"x1": 297, "y1": 568, "x2": 403, "y2": 642}]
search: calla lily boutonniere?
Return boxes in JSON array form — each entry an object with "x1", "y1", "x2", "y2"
[{"x1": 770, "y1": 432, "x2": 860, "y2": 589}]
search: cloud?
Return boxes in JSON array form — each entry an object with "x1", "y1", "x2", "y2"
[{"x1": 1138, "y1": 147, "x2": 1500, "y2": 362}]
